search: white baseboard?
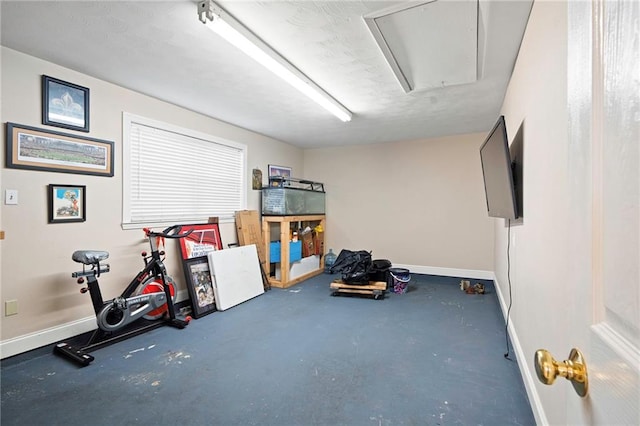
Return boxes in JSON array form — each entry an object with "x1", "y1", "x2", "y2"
[
  {"x1": 0, "y1": 289, "x2": 191, "y2": 360},
  {"x1": 0, "y1": 316, "x2": 97, "y2": 360},
  {"x1": 492, "y1": 273, "x2": 548, "y2": 426},
  {"x1": 391, "y1": 263, "x2": 494, "y2": 280}
]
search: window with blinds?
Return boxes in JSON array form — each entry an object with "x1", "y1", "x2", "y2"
[{"x1": 123, "y1": 113, "x2": 246, "y2": 227}]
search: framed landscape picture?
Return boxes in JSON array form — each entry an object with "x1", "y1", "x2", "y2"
[
  {"x1": 5, "y1": 122, "x2": 114, "y2": 177},
  {"x1": 183, "y1": 257, "x2": 216, "y2": 318},
  {"x1": 42, "y1": 75, "x2": 90, "y2": 132}
]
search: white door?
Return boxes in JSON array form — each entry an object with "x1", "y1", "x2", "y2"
[{"x1": 563, "y1": 0, "x2": 639, "y2": 423}]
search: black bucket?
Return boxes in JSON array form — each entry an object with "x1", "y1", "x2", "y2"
[
  {"x1": 388, "y1": 268, "x2": 411, "y2": 294},
  {"x1": 369, "y1": 259, "x2": 391, "y2": 283}
]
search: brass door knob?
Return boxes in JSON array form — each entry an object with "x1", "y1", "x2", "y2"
[{"x1": 534, "y1": 348, "x2": 589, "y2": 397}]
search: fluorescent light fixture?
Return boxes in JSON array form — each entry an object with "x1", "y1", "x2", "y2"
[{"x1": 198, "y1": 0, "x2": 352, "y2": 122}]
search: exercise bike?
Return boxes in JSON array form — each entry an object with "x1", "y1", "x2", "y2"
[{"x1": 54, "y1": 225, "x2": 193, "y2": 366}]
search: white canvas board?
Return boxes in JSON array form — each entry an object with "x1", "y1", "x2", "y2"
[
  {"x1": 275, "y1": 255, "x2": 320, "y2": 280},
  {"x1": 207, "y1": 245, "x2": 264, "y2": 311}
]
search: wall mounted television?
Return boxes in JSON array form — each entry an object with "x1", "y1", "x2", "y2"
[{"x1": 479, "y1": 115, "x2": 518, "y2": 220}]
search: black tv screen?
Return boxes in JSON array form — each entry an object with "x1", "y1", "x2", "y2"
[{"x1": 479, "y1": 115, "x2": 518, "y2": 220}]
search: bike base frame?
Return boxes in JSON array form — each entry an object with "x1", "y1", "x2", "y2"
[{"x1": 53, "y1": 308, "x2": 190, "y2": 367}]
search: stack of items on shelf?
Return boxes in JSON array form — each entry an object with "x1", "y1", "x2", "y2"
[
  {"x1": 273, "y1": 224, "x2": 324, "y2": 283},
  {"x1": 260, "y1": 177, "x2": 328, "y2": 289}
]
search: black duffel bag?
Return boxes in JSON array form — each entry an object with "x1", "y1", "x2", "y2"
[{"x1": 330, "y1": 249, "x2": 373, "y2": 285}]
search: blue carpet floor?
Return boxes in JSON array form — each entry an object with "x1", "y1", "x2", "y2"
[{"x1": 1, "y1": 273, "x2": 535, "y2": 425}]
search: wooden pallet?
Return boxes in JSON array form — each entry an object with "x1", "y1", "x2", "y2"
[{"x1": 330, "y1": 280, "x2": 386, "y2": 300}]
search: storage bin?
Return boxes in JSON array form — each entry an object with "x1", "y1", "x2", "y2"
[{"x1": 269, "y1": 241, "x2": 302, "y2": 263}]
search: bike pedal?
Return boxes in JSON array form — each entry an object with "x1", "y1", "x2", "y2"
[
  {"x1": 53, "y1": 342, "x2": 95, "y2": 367},
  {"x1": 169, "y1": 318, "x2": 190, "y2": 329}
]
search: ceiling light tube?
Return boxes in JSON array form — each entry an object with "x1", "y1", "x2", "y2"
[{"x1": 198, "y1": 0, "x2": 352, "y2": 122}]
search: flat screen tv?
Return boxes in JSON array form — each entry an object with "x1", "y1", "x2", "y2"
[{"x1": 479, "y1": 115, "x2": 518, "y2": 220}]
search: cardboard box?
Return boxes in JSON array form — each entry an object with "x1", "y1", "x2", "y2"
[
  {"x1": 234, "y1": 210, "x2": 266, "y2": 268},
  {"x1": 313, "y1": 230, "x2": 324, "y2": 255},
  {"x1": 301, "y1": 231, "x2": 315, "y2": 257}
]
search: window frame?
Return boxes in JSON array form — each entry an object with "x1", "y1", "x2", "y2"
[{"x1": 122, "y1": 112, "x2": 247, "y2": 230}]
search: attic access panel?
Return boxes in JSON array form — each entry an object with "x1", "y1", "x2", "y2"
[{"x1": 364, "y1": 0, "x2": 478, "y2": 93}]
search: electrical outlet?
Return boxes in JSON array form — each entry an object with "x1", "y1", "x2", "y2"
[
  {"x1": 5, "y1": 190, "x2": 18, "y2": 205},
  {"x1": 5, "y1": 300, "x2": 18, "y2": 316}
]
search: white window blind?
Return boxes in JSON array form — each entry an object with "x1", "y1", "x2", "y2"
[{"x1": 123, "y1": 113, "x2": 246, "y2": 227}]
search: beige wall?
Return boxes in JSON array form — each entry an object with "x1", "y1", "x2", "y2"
[
  {"x1": 0, "y1": 45, "x2": 497, "y2": 356},
  {"x1": 497, "y1": 1, "x2": 569, "y2": 424},
  {"x1": 303, "y1": 133, "x2": 494, "y2": 272},
  {"x1": 0, "y1": 47, "x2": 303, "y2": 352}
]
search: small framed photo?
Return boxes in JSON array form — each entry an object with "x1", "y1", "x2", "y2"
[
  {"x1": 42, "y1": 75, "x2": 90, "y2": 132},
  {"x1": 183, "y1": 257, "x2": 217, "y2": 318},
  {"x1": 48, "y1": 184, "x2": 86, "y2": 223},
  {"x1": 268, "y1": 164, "x2": 291, "y2": 187},
  {"x1": 268, "y1": 164, "x2": 292, "y2": 178}
]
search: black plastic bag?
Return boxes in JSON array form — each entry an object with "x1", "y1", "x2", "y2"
[{"x1": 330, "y1": 249, "x2": 372, "y2": 285}]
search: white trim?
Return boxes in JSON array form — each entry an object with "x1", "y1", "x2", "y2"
[
  {"x1": 493, "y1": 273, "x2": 548, "y2": 426},
  {"x1": 391, "y1": 263, "x2": 494, "y2": 280},
  {"x1": 363, "y1": 15, "x2": 412, "y2": 93},
  {"x1": 0, "y1": 316, "x2": 96, "y2": 360},
  {"x1": 0, "y1": 289, "x2": 190, "y2": 360},
  {"x1": 591, "y1": 322, "x2": 640, "y2": 368},
  {"x1": 121, "y1": 112, "x2": 247, "y2": 228},
  {"x1": 122, "y1": 112, "x2": 247, "y2": 152},
  {"x1": 362, "y1": 0, "x2": 438, "y2": 93},
  {"x1": 121, "y1": 216, "x2": 236, "y2": 231}
]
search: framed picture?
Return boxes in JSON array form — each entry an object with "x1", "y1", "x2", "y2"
[
  {"x1": 5, "y1": 122, "x2": 114, "y2": 177},
  {"x1": 268, "y1": 164, "x2": 292, "y2": 178},
  {"x1": 48, "y1": 184, "x2": 86, "y2": 223},
  {"x1": 42, "y1": 75, "x2": 90, "y2": 132},
  {"x1": 268, "y1": 164, "x2": 291, "y2": 187},
  {"x1": 252, "y1": 168, "x2": 263, "y2": 190},
  {"x1": 178, "y1": 223, "x2": 223, "y2": 260},
  {"x1": 183, "y1": 257, "x2": 217, "y2": 318}
]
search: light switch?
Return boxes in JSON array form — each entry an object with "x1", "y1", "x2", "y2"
[
  {"x1": 5, "y1": 300, "x2": 18, "y2": 316},
  {"x1": 5, "y1": 190, "x2": 18, "y2": 205}
]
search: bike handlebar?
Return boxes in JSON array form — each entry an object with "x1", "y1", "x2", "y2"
[{"x1": 144, "y1": 225, "x2": 193, "y2": 239}]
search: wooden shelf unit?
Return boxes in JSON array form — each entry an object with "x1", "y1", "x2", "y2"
[{"x1": 262, "y1": 215, "x2": 325, "y2": 288}]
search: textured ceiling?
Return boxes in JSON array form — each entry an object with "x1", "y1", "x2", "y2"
[
  {"x1": 366, "y1": 0, "x2": 479, "y2": 92},
  {"x1": 0, "y1": 0, "x2": 533, "y2": 148}
]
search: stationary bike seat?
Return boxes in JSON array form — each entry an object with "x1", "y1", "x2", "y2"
[{"x1": 72, "y1": 250, "x2": 109, "y2": 265}]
